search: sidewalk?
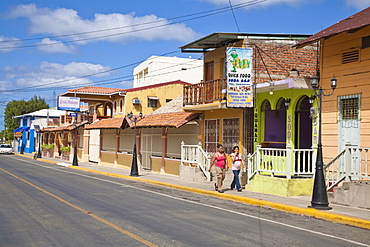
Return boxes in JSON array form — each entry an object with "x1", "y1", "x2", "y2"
[{"x1": 16, "y1": 153, "x2": 370, "y2": 230}]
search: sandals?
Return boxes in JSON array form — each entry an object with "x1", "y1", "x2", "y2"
[{"x1": 214, "y1": 183, "x2": 218, "y2": 191}]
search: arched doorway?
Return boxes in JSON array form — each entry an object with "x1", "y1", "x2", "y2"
[
  {"x1": 294, "y1": 96, "x2": 313, "y2": 173},
  {"x1": 295, "y1": 96, "x2": 312, "y2": 149},
  {"x1": 262, "y1": 99, "x2": 287, "y2": 148}
]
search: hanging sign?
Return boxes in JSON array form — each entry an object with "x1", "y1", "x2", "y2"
[
  {"x1": 226, "y1": 47, "x2": 253, "y2": 107},
  {"x1": 58, "y1": 96, "x2": 80, "y2": 111}
]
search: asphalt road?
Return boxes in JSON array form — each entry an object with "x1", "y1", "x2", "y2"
[{"x1": 0, "y1": 155, "x2": 369, "y2": 247}]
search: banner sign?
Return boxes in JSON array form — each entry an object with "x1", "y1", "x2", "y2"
[
  {"x1": 226, "y1": 47, "x2": 253, "y2": 107},
  {"x1": 58, "y1": 96, "x2": 80, "y2": 111}
]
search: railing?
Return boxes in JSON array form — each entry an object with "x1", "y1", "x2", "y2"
[
  {"x1": 183, "y1": 78, "x2": 227, "y2": 105},
  {"x1": 247, "y1": 145, "x2": 315, "y2": 183},
  {"x1": 325, "y1": 145, "x2": 370, "y2": 191},
  {"x1": 181, "y1": 141, "x2": 211, "y2": 181}
]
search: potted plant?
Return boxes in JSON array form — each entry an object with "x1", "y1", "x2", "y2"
[
  {"x1": 60, "y1": 146, "x2": 71, "y2": 160},
  {"x1": 41, "y1": 143, "x2": 55, "y2": 157}
]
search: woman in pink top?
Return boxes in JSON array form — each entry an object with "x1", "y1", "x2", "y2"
[
  {"x1": 208, "y1": 144, "x2": 228, "y2": 193},
  {"x1": 230, "y1": 146, "x2": 244, "y2": 192}
]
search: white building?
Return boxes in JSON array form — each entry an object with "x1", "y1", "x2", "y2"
[{"x1": 133, "y1": 56, "x2": 203, "y2": 88}]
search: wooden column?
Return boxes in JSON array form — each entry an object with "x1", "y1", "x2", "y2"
[
  {"x1": 98, "y1": 129, "x2": 103, "y2": 164},
  {"x1": 161, "y1": 127, "x2": 168, "y2": 173},
  {"x1": 82, "y1": 129, "x2": 90, "y2": 162},
  {"x1": 115, "y1": 129, "x2": 120, "y2": 168}
]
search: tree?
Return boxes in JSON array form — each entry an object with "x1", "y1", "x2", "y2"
[{"x1": 4, "y1": 96, "x2": 49, "y2": 140}]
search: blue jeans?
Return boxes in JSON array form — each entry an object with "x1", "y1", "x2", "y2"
[{"x1": 231, "y1": 170, "x2": 241, "y2": 190}]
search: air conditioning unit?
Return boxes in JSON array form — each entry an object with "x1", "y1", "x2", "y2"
[{"x1": 132, "y1": 99, "x2": 141, "y2": 104}]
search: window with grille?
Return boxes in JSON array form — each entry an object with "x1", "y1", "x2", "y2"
[
  {"x1": 205, "y1": 119, "x2": 219, "y2": 154},
  {"x1": 340, "y1": 95, "x2": 360, "y2": 120},
  {"x1": 148, "y1": 99, "x2": 158, "y2": 108},
  {"x1": 222, "y1": 118, "x2": 239, "y2": 154}
]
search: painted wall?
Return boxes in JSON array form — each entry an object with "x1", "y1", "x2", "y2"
[
  {"x1": 254, "y1": 88, "x2": 314, "y2": 149},
  {"x1": 133, "y1": 56, "x2": 203, "y2": 87},
  {"x1": 320, "y1": 25, "x2": 370, "y2": 161},
  {"x1": 126, "y1": 83, "x2": 188, "y2": 115}
]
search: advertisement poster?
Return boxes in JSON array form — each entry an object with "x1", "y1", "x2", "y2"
[{"x1": 226, "y1": 47, "x2": 253, "y2": 107}]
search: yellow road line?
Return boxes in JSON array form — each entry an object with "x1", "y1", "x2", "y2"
[{"x1": 0, "y1": 167, "x2": 158, "y2": 247}]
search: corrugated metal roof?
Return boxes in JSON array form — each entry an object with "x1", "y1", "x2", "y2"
[
  {"x1": 181, "y1": 33, "x2": 311, "y2": 53},
  {"x1": 295, "y1": 7, "x2": 370, "y2": 48}
]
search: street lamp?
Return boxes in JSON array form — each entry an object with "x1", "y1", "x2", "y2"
[
  {"x1": 72, "y1": 120, "x2": 78, "y2": 166},
  {"x1": 37, "y1": 132, "x2": 42, "y2": 159},
  {"x1": 309, "y1": 75, "x2": 337, "y2": 210},
  {"x1": 127, "y1": 111, "x2": 143, "y2": 176}
]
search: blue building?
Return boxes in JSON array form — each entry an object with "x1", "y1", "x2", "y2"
[{"x1": 14, "y1": 108, "x2": 66, "y2": 154}]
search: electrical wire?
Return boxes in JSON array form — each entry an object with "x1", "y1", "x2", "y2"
[
  {"x1": 0, "y1": 0, "x2": 265, "y2": 50},
  {"x1": 229, "y1": 0, "x2": 241, "y2": 32},
  {"x1": 0, "y1": 0, "x2": 262, "y2": 45}
]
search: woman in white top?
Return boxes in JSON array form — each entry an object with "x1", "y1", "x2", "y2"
[{"x1": 230, "y1": 146, "x2": 244, "y2": 192}]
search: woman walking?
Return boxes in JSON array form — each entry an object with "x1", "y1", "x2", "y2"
[
  {"x1": 209, "y1": 144, "x2": 228, "y2": 193},
  {"x1": 230, "y1": 146, "x2": 244, "y2": 192}
]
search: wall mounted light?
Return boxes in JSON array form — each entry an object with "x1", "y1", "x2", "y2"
[
  {"x1": 285, "y1": 98, "x2": 291, "y2": 108},
  {"x1": 308, "y1": 96, "x2": 315, "y2": 104}
]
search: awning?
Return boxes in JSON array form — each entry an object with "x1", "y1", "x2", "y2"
[
  {"x1": 135, "y1": 112, "x2": 200, "y2": 128},
  {"x1": 13, "y1": 126, "x2": 30, "y2": 132},
  {"x1": 148, "y1": 96, "x2": 160, "y2": 100}
]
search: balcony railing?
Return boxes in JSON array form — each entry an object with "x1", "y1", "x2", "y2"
[{"x1": 183, "y1": 78, "x2": 227, "y2": 105}]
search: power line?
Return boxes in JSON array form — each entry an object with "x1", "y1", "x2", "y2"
[
  {"x1": 229, "y1": 0, "x2": 241, "y2": 32},
  {"x1": 0, "y1": 0, "x2": 265, "y2": 50},
  {"x1": 0, "y1": 50, "x2": 180, "y2": 93}
]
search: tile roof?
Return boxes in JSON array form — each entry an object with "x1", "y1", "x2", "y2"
[
  {"x1": 41, "y1": 121, "x2": 88, "y2": 132},
  {"x1": 149, "y1": 95, "x2": 183, "y2": 114},
  {"x1": 66, "y1": 86, "x2": 125, "y2": 95},
  {"x1": 295, "y1": 7, "x2": 370, "y2": 48},
  {"x1": 136, "y1": 112, "x2": 200, "y2": 128},
  {"x1": 84, "y1": 118, "x2": 129, "y2": 130}
]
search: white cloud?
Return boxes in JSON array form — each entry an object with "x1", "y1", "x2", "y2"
[
  {"x1": 38, "y1": 38, "x2": 76, "y2": 54},
  {"x1": 0, "y1": 36, "x2": 21, "y2": 53},
  {"x1": 8, "y1": 3, "x2": 200, "y2": 49},
  {"x1": 1, "y1": 61, "x2": 112, "y2": 90},
  {"x1": 344, "y1": 0, "x2": 370, "y2": 10}
]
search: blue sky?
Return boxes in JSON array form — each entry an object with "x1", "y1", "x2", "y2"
[{"x1": 1, "y1": 0, "x2": 369, "y2": 130}]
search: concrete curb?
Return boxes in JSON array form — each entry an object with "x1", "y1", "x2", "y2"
[{"x1": 15, "y1": 153, "x2": 370, "y2": 230}]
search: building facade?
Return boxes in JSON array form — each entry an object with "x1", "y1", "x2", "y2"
[{"x1": 133, "y1": 56, "x2": 203, "y2": 88}]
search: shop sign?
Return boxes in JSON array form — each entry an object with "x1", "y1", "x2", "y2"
[
  {"x1": 14, "y1": 132, "x2": 22, "y2": 138},
  {"x1": 226, "y1": 47, "x2": 253, "y2": 108}
]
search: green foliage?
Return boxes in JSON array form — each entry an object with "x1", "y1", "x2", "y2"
[
  {"x1": 42, "y1": 143, "x2": 55, "y2": 150},
  {"x1": 4, "y1": 96, "x2": 49, "y2": 140},
  {"x1": 59, "y1": 146, "x2": 71, "y2": 152}
]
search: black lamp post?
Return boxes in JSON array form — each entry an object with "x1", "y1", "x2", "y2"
[
  {"x1": 309, "y1": 74, "x2": 337, "y2": 210},
  {"x1": 37, "y1": 132, "x2": 42, "y2": 158},
  {"x1": 128, "y1": 111, "x2": 143, "y2": 176},
  {"x1": 72, "y1": 122, "x2": 78, "y2": 166}
]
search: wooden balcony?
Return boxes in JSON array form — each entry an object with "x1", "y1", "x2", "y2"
[{"x1": 183, "y1": 78, "x2": 227, "y2": 105}]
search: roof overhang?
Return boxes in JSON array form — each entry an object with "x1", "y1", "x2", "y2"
[{"x1": 181, "y1": 33, "x2": 311, "y2": 53}]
